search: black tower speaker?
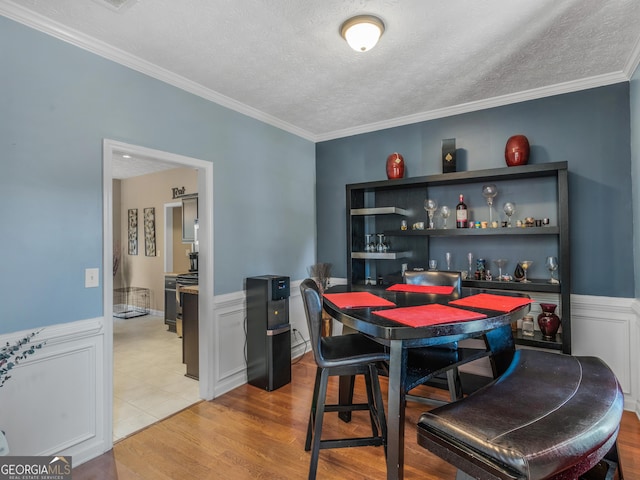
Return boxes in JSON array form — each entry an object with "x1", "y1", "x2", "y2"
[{"x1": 245, "y1": 275, "x2": 291, "y2": 391}]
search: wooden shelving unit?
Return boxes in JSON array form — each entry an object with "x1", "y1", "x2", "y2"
[{"x1": 346, "y1": 162, "x2": 571, "y2": 353}]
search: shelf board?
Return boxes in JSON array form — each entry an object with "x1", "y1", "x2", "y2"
[
  {"x1": 514, "y1": 329, "x2": 563, "y2": 350},
  {"x1": 462, "y1": 278, "x2": 561, "y2": 293},
  {"x1": 347, "y1": 161, "x2": 568, "y2": 192},
  {"x1": 352, "y1": 251, "x2": 412, "y2": 260},
  {"x1": 351, "y1": 206, "x2": 411, "y2": 216},
  {"x1": 385, "y1": 226, "x2": 559, "y2": 236}
]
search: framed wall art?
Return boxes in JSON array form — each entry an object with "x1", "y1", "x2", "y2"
[
  {"x1": 127, "y1": 208, "x2": 138, "y2": 255},
  {"x1": 144, "y1": 207, "x2": 156, "y2": 257}
]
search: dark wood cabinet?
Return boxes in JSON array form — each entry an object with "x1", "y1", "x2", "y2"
[
  {"x1": 182, "y1": 290, "x2": 199, "y2": 379},
  {"x1": 164, "y1": 275, "x2": 177, "y2": 332},
  {"x1": 346, "y1": 162, "x2": 571, "y2": 353}
]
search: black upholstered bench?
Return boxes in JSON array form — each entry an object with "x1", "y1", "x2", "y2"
[{"x1": 417, "y1": 349, "x2": 624, "y2": 480}]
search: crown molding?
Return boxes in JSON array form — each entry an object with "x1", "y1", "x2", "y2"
[
  {"x1": 0, "y1": 1, "x2": 316, "y2": 142},
  {"x1": 624, "y1": 33, "x2": 640, "y2": 79},
  {"x1": 316, "y1": 71, "x2": 630, "y2": 142},
  {"x1": 1, "y1": 1, "x2": 635, "y2": 145}
]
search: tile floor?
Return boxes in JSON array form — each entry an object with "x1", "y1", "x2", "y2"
[{"x1": 112, "y1": 314, "x2": 200, "y2": 442}]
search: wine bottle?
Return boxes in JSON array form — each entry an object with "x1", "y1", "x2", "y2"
[{"x1": 456, "y1": 194, "x2": 468, "y2": 228}]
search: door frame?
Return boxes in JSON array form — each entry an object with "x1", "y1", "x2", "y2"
[{"x1": 102, "y1": 139, "x2": 215, "y2": 449}]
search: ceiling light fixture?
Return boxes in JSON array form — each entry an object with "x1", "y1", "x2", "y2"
[{"x1": 340, "y1": 15, "x2": 385, "y2": 52}]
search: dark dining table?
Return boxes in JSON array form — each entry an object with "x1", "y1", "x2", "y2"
[{"x1": 322, "y1": 284, "x2": 531, "y2": 480}]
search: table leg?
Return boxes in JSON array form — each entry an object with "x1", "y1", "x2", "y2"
[
  {"x1": 338, "y1": 374, "x2": 355, "y2": 422},
  {"x1": 337, "y1": 324, "x2": 358, "y2": 422},
  {"x1": 386, "y1": 339, "x2": 407, "y2": 480}
]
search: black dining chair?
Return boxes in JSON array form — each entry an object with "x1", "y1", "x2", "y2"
[
  {"x1": 402, "y1": 270, "x2": 488, "y2": 405},
  {"x1": 300, "y1": 278, "x2": 389, "y2": 480},
  {"x1": 403, "y1": 269, "x2": 462, "y2": 291}
]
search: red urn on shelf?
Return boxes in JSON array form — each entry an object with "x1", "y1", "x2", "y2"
[
  {"x1": 537, "y1": 303, "x2": 560, "y2": 339},
  {"x1": 386, "y1": 152, "x2": 405, "y2": 179},
  {"x1": 505, "y1": 135, "x2": 530, "y2": 167}
]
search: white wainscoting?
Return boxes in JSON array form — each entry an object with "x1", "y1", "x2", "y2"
[
  {"x1": 571, "y1": 295, "x2": 638, "y2": 412},
  {"x1": 211, "y1": 278, "x2": 310, "y2": 398},
  {"x1": 2, "y1": 288, "x2": 637, "y2": 467},
  {"x1": 0, "y1": 318, "x2": 106, "y2": 465}
]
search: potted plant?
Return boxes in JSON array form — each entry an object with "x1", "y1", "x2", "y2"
[{"x1": 0, "y1": 330, "x2": 46, "y2": 455}]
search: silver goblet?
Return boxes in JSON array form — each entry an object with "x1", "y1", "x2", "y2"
[
  {"x1": 482, "y1": 184, "x2": 498, "y2": 225},
  {"x1": 440, "y1": 205, "x2": 451, "y2": 229},
  {"x1": 493, "y1": 259, "x2": 508, "y2": 281},
  {"x1": 424, "y1": 199, "x2": 438, "y2": 229},
  {"x1": 503, "y1": 202, "x2": 516, "y2": 227}
]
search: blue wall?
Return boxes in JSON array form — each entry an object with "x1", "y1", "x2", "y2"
[
  {"x1": 0, "y1": 17, "x2": 316, "y2": 334},
  {"x1": 316, "y1": 84, "x2": 633, "y2": 298},
  {"x1": 631, "y1": 65, "x2": 640, "y2": 298}
]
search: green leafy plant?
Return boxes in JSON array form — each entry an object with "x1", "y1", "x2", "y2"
[{"x1": 0, "y1": 330, "x2": 46, "y2": 388}]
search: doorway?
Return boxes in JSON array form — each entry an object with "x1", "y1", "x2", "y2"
[{"x1": 102, "y1": 139, "x2": 215, "y2": 448}]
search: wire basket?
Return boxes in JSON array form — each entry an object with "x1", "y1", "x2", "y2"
[{"x1": 114, "y1": 287, "x2": 150, "y2": 318}]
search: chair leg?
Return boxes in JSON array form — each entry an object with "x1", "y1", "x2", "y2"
[
  {"x1": 305, "y1": 368, "x2": 323, "y2": 452},
  {"x1": 309, "y1": 368, "x2": 329, "y2": 480}
]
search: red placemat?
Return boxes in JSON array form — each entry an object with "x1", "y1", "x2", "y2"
[
  {"x1": 323, "y1": 292, "x2": 396, "y2": 309},
  {"x1": 386, "y1": 284, "x2": 455, "y2": 295},
  {"x1": 449, "y1": 293, "x2": 533, "y2": 312},
  {"x1": 373, "y1": 303, "x2": 487, "y2": 327}
]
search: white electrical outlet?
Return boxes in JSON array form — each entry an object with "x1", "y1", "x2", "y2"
[{"x1": 85, "y1": 268, "x2": 99, "y2": 288}]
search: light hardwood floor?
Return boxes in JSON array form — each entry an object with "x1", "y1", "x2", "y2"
[
  {"x1": 77, "y1": 353, "x2": 639, "y2": 479},
  {"x1": 113, "y1": 314, "x2": 200, "y2": 441}
]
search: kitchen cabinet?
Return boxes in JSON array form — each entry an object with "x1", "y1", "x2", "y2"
[
  {"x1": 346, "y1": 161, "x2": 570, "y2": 353},
  {"x1": 182, "y1": 287, "x2": 199, "y2": 380},
  {"x1": 181, "y1": 194, "x2": 198, "y2": 243},
  {"x1": 164, "y1": 275, "x2": 177, "y2": 332}
]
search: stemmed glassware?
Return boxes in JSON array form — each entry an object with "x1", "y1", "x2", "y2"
[
  {"x1": 482, "y1": 184, "x2": 498, "y2": 225},
  {"x1": 364, "y1": 233, "x2": 372, "y2": 252},
  {"x1": 445, "y1": 252, "x2": 452, "y2": 271},
  {"x1": 503, "y1": 202, "x2": 516, "y2": 227},
  {"x1": 520, "y1": 260, "x2": 533, "y2": 283},
  {"x1": 424, "y1": 199, "x2": 438, "y2": 229},
  {"x1": 546, "y1": 256, "x2": 559, "y2": 284},
  {"x1": 493, "y1": 259, "x2": 508, "y2": 281},
  {"x1": 376, "y1": 233, "x2": 386, "y2": 253},
  {"x1": 440, "y1": 205, "x2": 450, "y2": 229}
]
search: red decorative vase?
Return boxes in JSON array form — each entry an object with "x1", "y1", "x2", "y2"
[
  {"x1": 537, "y1": 303, "x2": 560, "y2": 339},
  {"x1": 386, "y1": 152, "x2": 405, "y2": 179},
  {"x1": 505, "y1": 135, "x2": 530, "y2": 167}
]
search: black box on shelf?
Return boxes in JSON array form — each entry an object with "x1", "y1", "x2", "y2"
[{"x1": 442, "y1": 138, "x2": 456, "y2": 173}]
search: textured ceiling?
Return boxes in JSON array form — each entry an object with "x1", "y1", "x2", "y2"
[
  {"x1": 112, "y1": 151, "x2": 180, "y2": 179},
  {"x1": 3, "y1": 0, "x2": 640, "y2": 145}
]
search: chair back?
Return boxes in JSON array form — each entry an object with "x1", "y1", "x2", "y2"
[
  {"x1": 403, "y1": 270, "x2": 461, "y2": 293},
  {"x1": 300, "y1": 278, "x2": 325, "y2": 367}
]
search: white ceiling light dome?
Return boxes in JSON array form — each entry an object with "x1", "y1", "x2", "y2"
[{"x1": 340, "y1": 15, "x2": 385, "y2": 52}]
